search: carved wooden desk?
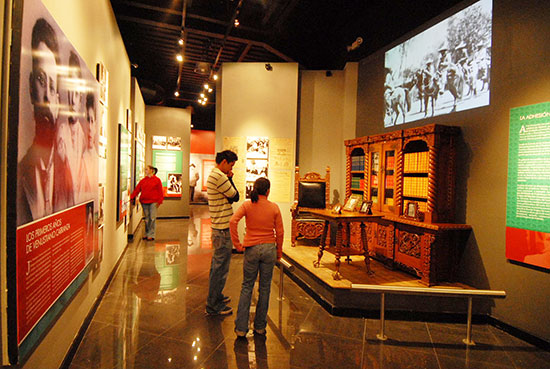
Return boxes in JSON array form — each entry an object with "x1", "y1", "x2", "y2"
[{"x1": 308, "y1": 209, "x2": 383, "y2": 280}]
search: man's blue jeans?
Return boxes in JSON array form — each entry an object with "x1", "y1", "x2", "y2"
[
  {"x1": 206, "y1": 228, "x2": 233, "y2": 313},
  {"x1": 235, "y1": 243, "x2": 277, "y2": 333},
  {"x1": 141, "y1": 203, "x2": 157, "y2": 238}
]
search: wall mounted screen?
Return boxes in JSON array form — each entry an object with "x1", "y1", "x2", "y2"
[{"x1": 384, "y1": 0, "x2": 492, "y2": 127}]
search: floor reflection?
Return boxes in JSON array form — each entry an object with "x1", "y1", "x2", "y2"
[{"x1": 68, "y1": 205, "x2": 550, "y2": 369}]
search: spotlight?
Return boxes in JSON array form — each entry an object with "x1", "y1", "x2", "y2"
[
  {"x1": 265, "y1": 63, "x2": 273, "y2": 71},
  {"x1": 208, "y1": 88, "x2": 213, "y2": 93},
  {"x1": 234, "y1": 18, "x2": 240, "y2": 27},
  {"x1": 213, "y1": 74, "x2": 218, "y2": 80},
  {"x1": 131, "y1": 63, "x2": 139, "y2": 69},
  {"x1": 203, "y1": 83, "x2": 209, "y2": 89},
  {"x1": 200, "y1": 93, "x2": 205, "y2": 98},
  {"x1": 176, "y1": 54, "x2": 183, "y2": 62},
  {"x1": 174, "y1": 91, "x2": 180, "y2": 97},
  {"x1": 178, "y1": 38, "x2": 184, "y2": 46}
]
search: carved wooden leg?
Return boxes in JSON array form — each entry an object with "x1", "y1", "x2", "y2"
[
  {"x1": 332, "y1": 222, "x2": 343, "y2": 280},
  {"x1": 345, "y1": 222, "x2": 352, "y2": 263},
  {"x1": 361, "y1": 222, "x2": 374, "y2": 276},
  {"x1": 313, "y1": 220, "x2": 330, "y2": 268},
  {"x1": 291, "y1": 219, "x2": 297, "y2": 247}
]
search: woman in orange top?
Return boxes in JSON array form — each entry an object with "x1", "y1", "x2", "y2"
[{"x1": 230, "y1": 177, "x2": 284, "y2": 337}]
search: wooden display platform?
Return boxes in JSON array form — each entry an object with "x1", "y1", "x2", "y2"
[{"x1": 282, "y1": 242, "x2": 481, "y2": 316}]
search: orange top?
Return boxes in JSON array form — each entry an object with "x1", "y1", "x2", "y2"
[{"x1": 229, "y1": 196, "x2": 284, "y2": 258}]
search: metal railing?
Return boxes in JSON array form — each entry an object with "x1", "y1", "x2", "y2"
[
  {"x1": 276, "y1": 258, "x2": 294, "y2": 301},
  {"x1": 351, "y1": 284, "x2": 506, "y2": 345}
]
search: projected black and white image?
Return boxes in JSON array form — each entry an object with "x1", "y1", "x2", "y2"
[{"x1": 384, "y1": 0, "x2": 492, "y2": 127}]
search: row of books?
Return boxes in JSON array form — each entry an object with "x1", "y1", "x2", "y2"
[
  {"x1": 403, "y1": 177, "x2": 429, "y2": 198},
  {"x1": 351, "y1": 155, "x2": 365, "y2": 171},
  {"x1": 351, "y1": 178, "x2": 365, "y2": 190},
  {"x1": 404, "y1": 151, "x2": 429, "y2": 173}
]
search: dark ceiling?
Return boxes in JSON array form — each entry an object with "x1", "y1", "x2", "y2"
[{"x1": 110, "y1": 0, "x2": 465, "y2": 130}]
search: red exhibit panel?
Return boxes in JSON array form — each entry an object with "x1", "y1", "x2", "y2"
[
  {"x1": 16, "y1": 203, "x2": 92, "y2": 344},
  {"x1": 506, "y1": 227, "x2": 550, "y2": 269}
]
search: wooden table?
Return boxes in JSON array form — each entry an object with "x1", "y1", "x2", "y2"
[{"x1": 308, "y1": 209, "x2": 383, "y2": 280}]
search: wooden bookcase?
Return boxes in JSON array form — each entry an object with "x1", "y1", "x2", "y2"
[{"x1": 344, "y1": 124, "x2": 470, "y2": 285}]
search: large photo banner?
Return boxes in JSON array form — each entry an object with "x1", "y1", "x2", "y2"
[
  {"x1": 506, "y1": 102, "x2": 550, "y2": 269},
  {"x1": 384, "y1": 0, "x2": 492, "y2": 127},
  {"x1": 14, "y1": 0, "x2": 100, "y2": 356}
]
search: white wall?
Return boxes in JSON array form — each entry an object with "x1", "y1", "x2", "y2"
[
  {"x1": 5, "y1": 1, "x2": 143, "y2": 367},
  {"x1": 216, "y1": 62, "x2": 299, "y2": 240},
  {"x1": 298, "y1": 63, "x2": 358, "y2": 205},
  {"x1": 145, "y1": 106, "x2": 192, "y2": 218}
]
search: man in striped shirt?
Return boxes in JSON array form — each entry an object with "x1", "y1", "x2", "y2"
[{"x1": 206, "y1": 150, "x2": 240, "y2": 315}]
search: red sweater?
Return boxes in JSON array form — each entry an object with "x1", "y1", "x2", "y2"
[
  {"x1": 131, "y1": 175, "x2": 164, "y2": 204},
  {"x1": 230, "y1": 196, "x2": 284, "y2": 258}
]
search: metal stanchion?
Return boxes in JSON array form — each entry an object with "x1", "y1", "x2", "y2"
[
  {"x1": 463, "y1": 297, "x2": 475, "y2": 345},
  {"x1": 277, "y1": 258, "x2": 294, "y2": 302},
  {"x1": 376, "y1": 292, "x2": 387, "y2": 341}
]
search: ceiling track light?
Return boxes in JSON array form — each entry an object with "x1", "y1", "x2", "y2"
[
  {"x1": 265, "y1": 63, "x2": 273, "y2": 71},
  {"x1": 176, "y1": 54, "x2": 183, "y2": 62},
  {"x1": 174, "y1": 91, "x2": 180, "y2": 97}
]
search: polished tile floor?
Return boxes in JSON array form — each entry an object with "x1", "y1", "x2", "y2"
[{"x1": 68, "y1": 205, "x2": 550, "y2": 369}]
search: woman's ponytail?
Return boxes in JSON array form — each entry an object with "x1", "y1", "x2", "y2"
[{"x1": 251, "y1": 177, "x2": 270, "y2": 203}]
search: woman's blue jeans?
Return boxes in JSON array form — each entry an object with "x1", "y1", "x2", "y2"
[{"x1": 235, "y1": 243, "x2": 277, "y2": 333}]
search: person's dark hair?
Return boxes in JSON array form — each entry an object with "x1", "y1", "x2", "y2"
[
  {"x1": 86, "y1": 92, "x2": 96, "y2": 113},
  {"x1": 68, "y1": 50, "x2": 81, "y2": 78},
  {"x1": 153, "y1": 167, "x2": 158, "y2": 175},
  {"x1": 215, "y1": 150, "x2": 238, "y2": 164},
  {"x1": 250, "y1": 177, "x2": 270, "y2": 203},
  {"x1": 31, "y1": 18, "x2": 60, "y2": 66}
]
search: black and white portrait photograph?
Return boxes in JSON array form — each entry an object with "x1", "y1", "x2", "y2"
[
  {"x1": 167, "y1": 173, "x2": 182, "y2": 195},
  {"x1": 384, "y1": 0, "x2": 492, "y2": 127},
  {"x1": 246, "y1": 159, "x2": 268, "y2": 182},
  {"x1": 246, "y1": 136, "x2": 269, "y2": 159}
]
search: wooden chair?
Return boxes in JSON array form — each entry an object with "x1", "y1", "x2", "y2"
[{"x1": 291, "y1": 166, "x2": 330, "y2": 247}]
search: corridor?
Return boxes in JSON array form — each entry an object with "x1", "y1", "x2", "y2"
[{"x1": 67, "y1": 205, "x2": 550, "y2": 369}]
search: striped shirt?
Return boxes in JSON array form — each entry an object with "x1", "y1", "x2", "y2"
[{"x1": 207, "y1": 167, "x2": 237, "y2": 229}]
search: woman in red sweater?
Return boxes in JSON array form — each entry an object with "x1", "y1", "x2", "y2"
[
  {"x1": 230, "y1": 177, "x2": 284, "y2": 337},
  {"x1": 131, "y1": 165, "x2": 164, "y2": 240}
]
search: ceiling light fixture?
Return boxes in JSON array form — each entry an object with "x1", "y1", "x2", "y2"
[
  {"x1": 174, "y1": 91, "x2": 180, "y2": 97},
  {"x1": 203, "y1": 83, "x2": 209, "y2": 89},
  {"x1": 178, "y1": 38, "x2": 184, "y2": 46},
  {"x1": 176, "y1": 54, "x2": 183, "y2": 62},
  {"x1": 208, "y1": 88, "x2": 213, "y2": 93},
  {"x1": 234, "y1": 18, "x2": 239, "y2": 27},
  {"x1": 265, "y1": 63, "x2": 273, "y2": 71},
  {"x1": 212, "y1": 74, "x2": 218, "y2": 81}
]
